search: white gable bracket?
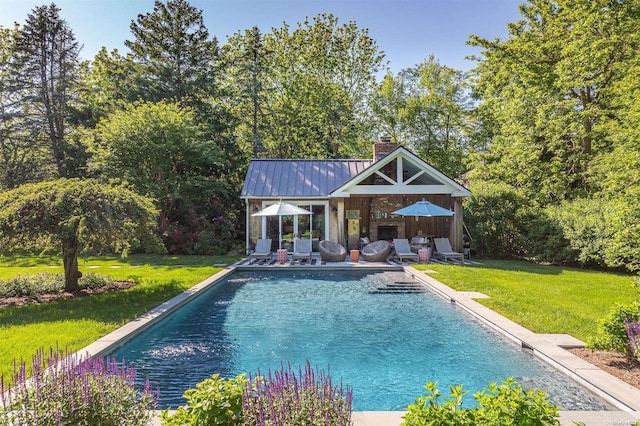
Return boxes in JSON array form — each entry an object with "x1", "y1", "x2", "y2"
[{"x1": 374, "y1": 170, "x2": 397, "y2": 185}]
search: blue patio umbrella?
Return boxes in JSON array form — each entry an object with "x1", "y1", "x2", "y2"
[{"x1": 392, "y1": 199, "x2": 454, "y2": 218}]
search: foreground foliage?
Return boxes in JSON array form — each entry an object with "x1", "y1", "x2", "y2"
[
  {"x1": 588, "y1": 301, "x2": 640, "y2": 355},
  {"x1": 402, "y1": 378, "x2": 559, "y2": 426},
  {"x1": 0, "y1": 347, "x2": 156, "y2": 426},
  {"x1": 161, "y1": 374, "x2": 247, "y2": 426},
  {"x1": 161, "y1": 362, "x2": 352, "y2": 426}
]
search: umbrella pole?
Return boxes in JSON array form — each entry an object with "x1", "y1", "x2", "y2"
[{"x1": 279, "y1": 216, "x2": 282, "y2": 250}]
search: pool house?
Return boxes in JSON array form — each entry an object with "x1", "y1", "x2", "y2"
[{"x1": 241, "y1": 139, "x2": 471, "y2": 254}]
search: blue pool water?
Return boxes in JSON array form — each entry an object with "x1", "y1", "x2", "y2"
[{"x1": 111, "y1": 270, "x2": 609, "y2": 411}]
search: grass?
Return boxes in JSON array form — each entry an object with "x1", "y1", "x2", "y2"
[
  {"x1": 413, "y1": 260, "x2": 638, "y2": 342},
  {"x1": 0, "y1": 254, "x2": 243, "y2": 381}
]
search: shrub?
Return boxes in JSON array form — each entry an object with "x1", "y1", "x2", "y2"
[
  {"x1": 0, "y1": 347, "x2": 157, "y2": 426},
  {"x1": 588, "y1": 301, "x2": 640, "y2": 354},
  {"x1": 0, "y1": 272, "x2": 117, "y2": 297},
  {"x1": 161, "y1": 362, "x2": 353, "y2": 426},
  {"x1": 463, "y1": 181, "x2": 527, "y2": 259},
  {"x1": 160, "y1": 215, "x2": 237, "y2": 255},
  {"x1": 402, "y1": 378, "x2": 559, "y2": 426},
  {"x1": 546, "y1": 198, "x2": 614, "y2": 269},
  {"x1": 79, "y1": 272, "x2": 116, "y2": 290},
  {"x1": 473, "y1": 378, "x2": 559, "y2": 425},
  {"x1": 0, "y1": 272, "x2": 62, "y2": 297},
  {"x1": 160, "y1": 374, "x2": 248, "y2": 426}
]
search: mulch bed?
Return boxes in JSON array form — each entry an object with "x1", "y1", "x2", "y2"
[
  {"x1": 569, "y1": 348, "x2": 640, "y2": 390},
  {"x1": 0, "y1": 281, "x2": 136, "y2": 309}
]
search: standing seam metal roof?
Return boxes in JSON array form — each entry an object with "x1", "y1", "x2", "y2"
[{"x1": 241, "y1": 159, "x2": 373, "y2": 198}]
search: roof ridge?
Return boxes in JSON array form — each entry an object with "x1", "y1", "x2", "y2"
[{"x1": 251, "y1": 158, "x2": 372, "y2": 162}]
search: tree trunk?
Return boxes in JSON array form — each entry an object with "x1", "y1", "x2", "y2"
[{"x1": 62, "y1": 244, "x2": 81, "y2": 293}]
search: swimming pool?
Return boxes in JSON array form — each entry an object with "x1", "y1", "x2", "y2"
[{"x1": 111, "y1": 269, "x2": 610, "y2": 411}]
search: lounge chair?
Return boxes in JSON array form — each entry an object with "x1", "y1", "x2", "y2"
[
  {"x1": 432, "y1": 238, "x2": 465, "y2": 262},
  {"x1": 393, "y1": 238, "x2": 419, "y2": 263},
  {"x1": 249, "y1": 239, "x2": 272, "y2": 264},
  {"x1": 361, "y1": 240, "x2": 391, "y2": 262},
  {"x1": 318, "y1": 240, "x2": 347, "y2": 262},
  {"x1": 291, "y1": 238, "x2": 312, "y2": 264}
]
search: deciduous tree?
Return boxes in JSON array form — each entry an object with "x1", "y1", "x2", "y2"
[
  {"x1": 125, "y1": 0, "x2": 243, "y2": 217},
  {"x1": 225, "y1": 13, "x2": 385, "y2": 159},
  {"x1": 89, "y1": 101, "x2": 226, "y2": 223},
  {"x1": 367, "y1": 56, "x2": 471, "y2": 178},
  {"x1": 468, "y1": 0, "x2": 640, "y2": 204},
  {"x1": 0, "y1": 179, "x2": 163, "y2": 292}
]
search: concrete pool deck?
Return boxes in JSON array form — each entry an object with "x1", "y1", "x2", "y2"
[{"x1": 78, "y1": 258, "x2": 640, "y2": 426}]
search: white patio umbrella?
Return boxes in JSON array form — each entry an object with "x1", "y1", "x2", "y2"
[{"x1": 252, "y1": 201, "x2": 313, "y2": 249}]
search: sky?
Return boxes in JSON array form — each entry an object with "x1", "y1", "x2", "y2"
[{"x1": 0, "y1": 0, "x2": 522, "y2": 73}]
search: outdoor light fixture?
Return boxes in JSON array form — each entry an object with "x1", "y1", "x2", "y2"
[
  {"x1": 253, "y1": 206, "x2": 259, "y2": 213},
  {"x1": 332, "y1": 206, "x2": 338, "y2": 212}
]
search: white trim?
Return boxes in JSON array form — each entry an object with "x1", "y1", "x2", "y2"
[
  {"x1": 258, "y1": 200, "x2": 330, "y2": 243},
  {"x1": 245, "y1": 199, "x2": 250, "y2": 255},
  {"x1": 330, "y1": 146, "x2": 471, "y2": 198},
  {"x1": 374, "y1": 170, "x2": 397, "y2": 185}
]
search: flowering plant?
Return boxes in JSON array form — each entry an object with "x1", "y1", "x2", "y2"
[
  {"x1": 1, "y1": 347, "x2": 157, "y2": 426},
  {"x1": 625, "y1": 317, "x2": 640, "y2": 362}
]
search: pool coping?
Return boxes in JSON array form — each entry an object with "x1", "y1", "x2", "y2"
[{"x1": 76, "y1": 261, "x2": 640, "y2": 425}]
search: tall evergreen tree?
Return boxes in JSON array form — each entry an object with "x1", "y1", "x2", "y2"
[
  {"x1": 223, "y1": 26, "x2": 271, "y2": 157},
  {"x1": 0, "y1": 25, "x2": 53, "y2": 189},
  {"x1": 125, "y1": 0, "x2": 219, "y2": 107},
  {"x1": 15, "y1": 3, "x2": 81, "y2": 178}
]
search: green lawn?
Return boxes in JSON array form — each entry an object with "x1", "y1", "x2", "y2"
[
  {"x1": 413, "y1": 260, "x2": 637, "y2": 342},
  {"x1": 0, "y1": 254, "x2": 243, "y2": 381}
]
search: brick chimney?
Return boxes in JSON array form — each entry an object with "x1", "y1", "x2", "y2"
[{"x1": 373, "y1": 136, "x2": 398, "y2": 161}]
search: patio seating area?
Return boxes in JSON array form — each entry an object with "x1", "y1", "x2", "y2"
[{"x1": 240, "y1": 238, "x2": 480, "y2": 267}]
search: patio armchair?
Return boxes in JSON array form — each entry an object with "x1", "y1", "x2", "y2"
[
  {"x1": 432, "y1": 238, "x2": 465, "y2": 262},
  {"x1": 249, "y1": 239, "x2": 272, "y2": 264},
  {"x1": 361, "y1": 240, "x2": 391, "y2": 262},
  {"x1": 393, "y1": 238, "x2": 419, "y2": 263},
  {"x1": 318, "y1": 240, "x2": 347, "y2": 262},
  {"x1": 291, "y1": 238, "x2": 313, "y2": 264}
]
